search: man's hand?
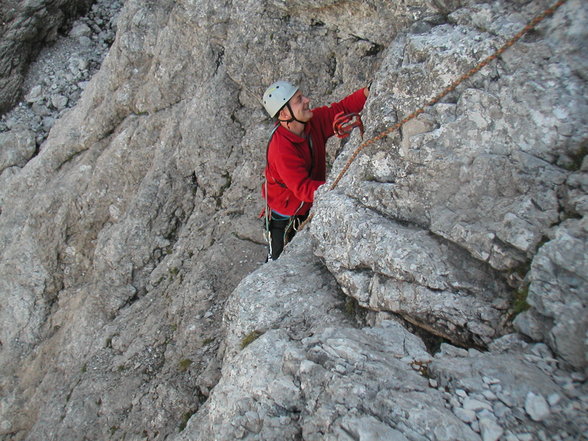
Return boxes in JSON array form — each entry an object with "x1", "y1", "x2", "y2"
[{"x1": 364, "y1": 81, "x2": 372, "y2": 98}]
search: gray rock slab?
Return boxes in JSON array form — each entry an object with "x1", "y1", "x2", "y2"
[
  {"x1": 177, "y1": 317, "x2": 477, "y2": 441},
  {"x1": 311, "y1": 192, "x2": 511, "y2": 347},
  {"x1": 524, "y1": 392, "x2": 550, "y2": 422},
  {"x1": 521, "y1": 219, "x2": 588, "y2": 368}
]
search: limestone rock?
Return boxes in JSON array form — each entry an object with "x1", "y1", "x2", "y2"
[
  {"x1": 312, "y1": 0, "x2": 588, "y2": 366},
  {"x1": 0, "y1": 0, "x2": 586, "y2": 440},
  {"x1": 0, "y1": 129, "x2": 36, "y2": 171},
  {"x1": 222, "y1": 237, "x2": 355, "y2": 361},
  {"x1": 311, "y1": 192, "x2": 512, "y2": 347},
  {"x1": 25, "y1": 85, "x2": 44, "y2": 103},
  {"x1": 520, "y1": 219, "x2": 588, "y2": 368},
  {"x1": 479, "y1": 418, "x2": 503, "y2": 441},
  {"x1": 70, "y1": 22, "x2": 92, "y2": 38},
  {"x1": 177, "y1": 243, "x2": 476, "y2": 441},
  {"x1": 524, "y1": 392, "x2": 550, "y2": 422},
  {"x1": 0, "y1": 0, "x2": 94, "y2": 113},
  {"x1": 332, "y1": 1, "x2": 586, "y2": 272}
]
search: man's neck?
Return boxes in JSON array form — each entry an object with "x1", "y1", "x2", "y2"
[{"x1": 280, "y1": 120, "x2": 305, "y2": 137}]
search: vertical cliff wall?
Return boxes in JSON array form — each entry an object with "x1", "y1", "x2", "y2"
[{"x1": 0, "y1": 0, "x2": 586, "y2": 440}]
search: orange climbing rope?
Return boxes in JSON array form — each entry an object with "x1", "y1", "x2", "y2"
[{"x1": 298, "y1": 0, "x2": 568, "y2": 231}]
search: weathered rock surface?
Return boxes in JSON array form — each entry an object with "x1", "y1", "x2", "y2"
[
  {"x1": 0, "y1": 0, "x2": 586, "y2": 440},
  {"x1": 516, "y1": 217, "x2": 588, "y2": 368},
  {"x1": 0, "y1": 0, "x2": 94, "y2": 114},
  {"x1": 311, "y1": 0, "x2": 588, "y2": 365},
  {"x1": 312, "y1": 192, "x2": 512, "y2": 347},
  {"x1": 180, "y1": 239, "x2": 479, "y2": 441},
  {"x1": 0, "y1": 0, "x2": 122, "y2": 147},
  {"x1": 177, "y1": 237, "x2": 588, "y2": 441}
]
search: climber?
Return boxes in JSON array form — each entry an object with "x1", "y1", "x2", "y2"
[{"x1": 261, "y1": 80, "x2": 369, "y2": 260}]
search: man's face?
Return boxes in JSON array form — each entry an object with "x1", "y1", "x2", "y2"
[{"x1": 283, "y1": 90, "x2": 313, "y2": 122}]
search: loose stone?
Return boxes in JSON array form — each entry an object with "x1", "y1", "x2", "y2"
[
  {"x1": 50, "y1": 95, "x2": 68, "y2": 110},
  {"x1": 548, "y1": 393, "x2": 561, "y2": 406},
  {"x1": 479, "y1": 418, "x2": 504, "y2": 441},
  {"x1": 463, "y1": 397, "x2": 493, "y2": 412},
  {"x1": 477, "y1": 408, "x2": 497, "y2": 421},
  {"x1": 483, "y1": 376, "x2": 500, "y2": 385},
  {"x1": 490, "y1": 384, "x2": 502, "y2": 393},
  {"x1": 79, "y1": 36, "x2": 92, "y2": 47},
  {"x1": 493, "y1": 401, "x2": 510, "y2": 419},
  {"x1": 70, "y1": 23, "x2": 92, "y2": 38},
  {"x1": 456, "y1": 388, "x2": 468, "y2": 398},
  {"x1": 525, "y1": 392, "x2": 550, "y2": 422},
  {"x1": 482, "y1": 390, "x2": 497, "y2": 400},
  {"x1": 570, "y1": 372, "x2": 585, "y2": 382},
  {"x1": 497, "y1": 391, "x2": 514, "y2": 407},
  {"x1": 25, "y1": 85, "x2": 43, "y2": 103},
  {"x1": 453, "y1": 408, "x2": 476, "y2": 423},
  {"x1": 471, "y1": 420, "x2": 480, "y2": 433}
]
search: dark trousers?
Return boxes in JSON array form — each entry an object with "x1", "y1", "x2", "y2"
[{"x1": 267, "y1": 213, "x2": 308, "y2": 261}]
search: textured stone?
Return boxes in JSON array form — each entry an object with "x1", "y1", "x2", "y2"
[
  {"x1": 479, "y1": 418, "x2": 504, "y2": 441},
  {"x1": 463, "y1": 398, "x2": 493, "y2": 412},
  {"x1": 0, "y1": 0, "x2": 586, "y2": 440},
  {"x1": 0, "y1": 0, "x2": 94, "y2": 113},
  {"x1": 311, "y1": 192, "x2": 511, "y2": 347},
  {"x1": 0, "y1": 129, "x2": 36, "y2": 172},
  {"x1": 70, "y1": 23, "x2": 92, "y2": 38},
  {"x1": 50, "y1": 94, "x2": 68, "y2": 110},
  {"x1": 547, "y1": 393, "x2": 561, "y2": 407},
  {"x1": 177, "y1": 251, "x2": 478, "y2": 440},
  {"x1": 525, "y1": 392, "x2": 550, "y2": 422},
  {"x1": 454, "y1": 408, "x2": 477, "y2": 423},
  {"x1": 310, "y1": 1, "x2": 588, "y2": 355},
  {"x1": 222, "y1": 237, "x2": 355, "y2": 361},
  {"x1": 25, "y1": 85, "x2": 44, "y2": 103},
  {"x1": 519, "y1": 219, "x2": 588, "y2": 368}
]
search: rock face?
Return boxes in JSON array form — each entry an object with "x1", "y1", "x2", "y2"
[
  {"x1": 311, "y1": 0, "x2": 588, "y2": 362},
  {"x1": 0, "y1": 0, "x2": 94, "y2": 114},
  {"x1": 0, "y1": 0, "x2": 586, "y2": 441},
  {"x1": 0, "y1": 0, "x2": 122, "y2": 148}
]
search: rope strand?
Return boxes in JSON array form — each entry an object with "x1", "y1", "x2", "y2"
[{"x1": 298, "y1": 0, "x2": 567, "y2": 231}]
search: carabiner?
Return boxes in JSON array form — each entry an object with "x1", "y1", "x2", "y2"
[{"x1": 333, "y1": 112, "x2": 364, "y2": 139}]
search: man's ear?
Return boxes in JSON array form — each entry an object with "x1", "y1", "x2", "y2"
[{"x1": 277, "y1": 106, "x2": 290, "y2": 121}]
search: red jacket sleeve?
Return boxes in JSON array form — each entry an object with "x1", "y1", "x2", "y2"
[{"x1": 312, "y1": 88, "x2": 368, "y2": 139}]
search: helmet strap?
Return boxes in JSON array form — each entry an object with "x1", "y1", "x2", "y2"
[{"x1": 278, "y1": 102, "x2": 308, "y2": 125}]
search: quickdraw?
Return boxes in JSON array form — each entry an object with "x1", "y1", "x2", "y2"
[{"x1": 333, "y1": 112, "x2": 364, "y2": 139}]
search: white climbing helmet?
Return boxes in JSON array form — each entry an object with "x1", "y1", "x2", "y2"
[{"x1": 262, "y1": 80, "x2": 298, "y2": 117}]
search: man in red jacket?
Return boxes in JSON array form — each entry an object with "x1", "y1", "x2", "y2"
[{"x1": 261, "y1": 80, "x2": 369, "y2": 260}]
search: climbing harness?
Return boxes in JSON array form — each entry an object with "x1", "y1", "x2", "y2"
[
  {"x1": 297, "y1": 0, "x2": 568, "y2": 231},
  {"x1": 333, "y1": 112, "x2": 364, "y2": 139}
]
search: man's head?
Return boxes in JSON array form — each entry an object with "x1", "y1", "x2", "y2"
[{"x1": 263, "y1": 81, "x2": 313, "y2": 125}]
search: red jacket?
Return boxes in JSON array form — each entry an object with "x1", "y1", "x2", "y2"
[{"x1": 263, "y1": 88, "x2": 367, "y2": 216}]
